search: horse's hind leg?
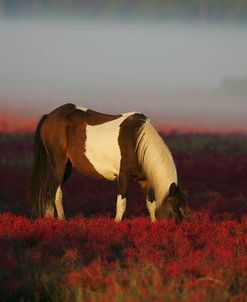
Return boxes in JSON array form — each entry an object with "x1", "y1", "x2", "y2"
[
  {"x1": 45, "y1": 152, "x2": 71, "y2": 220},
  {"x1": 54, "y1": 185, "x2": 64, "y2": 220},
  {"x1": 54, "y1": 158, "x2": 72, "y2": 220},
  {"x1": 44, "y1": 182, "x2": 56, "y2": 218},
  {"x1": 45, "y1": 203, "x2": 55, "y2": 218}
]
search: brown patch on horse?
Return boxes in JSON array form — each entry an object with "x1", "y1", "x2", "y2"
[
  {"x1": 40, "y1": 103, "x2": 101, "y2": 180},
  {"x1": 118, "y1": 113, "x2": 147, "y2": 181}
]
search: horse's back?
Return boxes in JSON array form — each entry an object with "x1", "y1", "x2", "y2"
[{"x1": 40, "y1": 103, "x2": 148, "y2": 180}]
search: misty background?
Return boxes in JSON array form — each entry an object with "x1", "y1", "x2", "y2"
[{"x1": 0, "y1": 0, "x2": 247, "y2": 132}]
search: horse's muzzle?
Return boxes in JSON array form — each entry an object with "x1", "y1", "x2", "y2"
[{"x1": 173, "y1": 207, "x2": 189, "y2": 223}]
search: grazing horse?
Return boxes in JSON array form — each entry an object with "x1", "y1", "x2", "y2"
[{"x1": 29, "y1": 103, "x2": 187, "y2": 222}]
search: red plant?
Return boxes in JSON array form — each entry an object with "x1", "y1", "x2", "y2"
[{"x1": 0, "y1": 128, "x2": 247, "y2": 301}]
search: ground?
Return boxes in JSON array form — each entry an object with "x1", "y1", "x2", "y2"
[{"x1": 0, "y1": 127, "x2": 246, "y2": 301}]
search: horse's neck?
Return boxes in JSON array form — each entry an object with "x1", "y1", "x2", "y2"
[
  {"x1": 136, "y1": 121, "x2": 177, "y2": 207},
  {"x1": 152, "y1": 150, "x2": 177, "y2": 206}
]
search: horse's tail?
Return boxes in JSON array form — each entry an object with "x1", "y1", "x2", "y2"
[
  {"x1": 135, "y1": 120, "x2": 177, "y2": 206},
  {"x1": 29, "y1": 114, "x2": 49, "y2": 217}
]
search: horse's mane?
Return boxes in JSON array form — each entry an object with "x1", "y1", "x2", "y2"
[{"x1": 136, "y1": 120, "x2": 177, "y2": 207}]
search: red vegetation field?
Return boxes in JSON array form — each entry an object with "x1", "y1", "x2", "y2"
[{"x1": 0, "y1": 125, "x2": 247, "y2": 301}]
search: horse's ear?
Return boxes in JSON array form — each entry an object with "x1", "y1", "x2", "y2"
[{"x1": 169, "y1": 182, "x2": 177, "y2": 195}]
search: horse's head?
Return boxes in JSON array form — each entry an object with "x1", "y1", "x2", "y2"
[{"x1": 156, "y1": 183, "x2": 188, "y2": 223}]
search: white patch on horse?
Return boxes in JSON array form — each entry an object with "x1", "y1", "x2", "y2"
[
  {"x1": 76, "y1": 106, "x2": 88, "y2": 112},
  {"x1": 85, "y1": 112, "x2": 136, "y2": 180}
]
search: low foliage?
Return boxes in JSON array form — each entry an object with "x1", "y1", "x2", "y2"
[
  {"x1": 0, "y1": 213, "x2": 246, "y2": 301},
  {"x1": 0, "y1": 132, "x2": 247, "y2": 301}
]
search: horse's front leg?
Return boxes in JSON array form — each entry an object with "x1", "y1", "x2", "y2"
[
  {"x1": 146, "y1": 188, "x2": 157, "y2": 222},
  {"x1": 138, "y1": 180, "x2": 157, "y2": 222},
  {"x1": 115, "y1": 173, "x2": 130, "y2": 222}
]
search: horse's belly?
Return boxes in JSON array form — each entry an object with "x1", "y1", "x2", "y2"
[{"x1": 84, "y1": 121, "x2": 124, "y2": 180}]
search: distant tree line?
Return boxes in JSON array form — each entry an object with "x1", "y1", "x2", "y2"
[
  {"x1": 222, "y1": 77, "x2": 247, "y2": 95},
  {"x1": 0, "y1": 0, "x2": 247, "y2": 20}
]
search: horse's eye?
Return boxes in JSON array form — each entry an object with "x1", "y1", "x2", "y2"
[{"x1": 171, "y1": 207, "x2": 179, "y2": 214}]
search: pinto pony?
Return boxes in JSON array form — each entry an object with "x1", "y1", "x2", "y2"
[{"x1": 29, "y1": 103, "x2": 187, "y2": 222}]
